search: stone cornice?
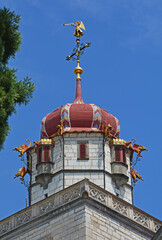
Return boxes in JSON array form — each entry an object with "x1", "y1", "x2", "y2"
[{"x1": 0, "y1": 180, "x2": 161, "y2": 238}]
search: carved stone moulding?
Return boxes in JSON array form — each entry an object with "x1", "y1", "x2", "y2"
[
  {"x1": 88, "y1": 186, "x2": 107, "y2": 204},
  {"x1": 36, "y1": 162, "x2": 54, "y2": 189},
  {"x1": 0, "y1": 180, "x2": 161, "y2": 238},
  {"x1": 112, "y1": 198, "x2": 128, "y2": 216}
]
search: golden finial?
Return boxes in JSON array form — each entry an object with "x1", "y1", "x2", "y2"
[{"x1": 74, "y1": 60, "x2": 83, "y2": 81}]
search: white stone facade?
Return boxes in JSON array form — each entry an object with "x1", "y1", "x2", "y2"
[
  {"x1": 85, "y1": 206, "x2": 150, "y2": 240},
  {"x1": 29, "y1": 133, "x2": 133, "y2": 205}
]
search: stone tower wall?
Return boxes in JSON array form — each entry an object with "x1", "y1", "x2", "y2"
[{"x1": 29, "y1": 133, "x2": 132, "y2": 205}]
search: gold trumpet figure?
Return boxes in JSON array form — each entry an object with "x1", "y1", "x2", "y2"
[{"x1": 63, "y1": 21, "x2": 85, "y2": 38}]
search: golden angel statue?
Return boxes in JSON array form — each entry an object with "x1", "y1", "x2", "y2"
[{"x1": 63, "y1": 21, "x2": 86, "y2": 37}]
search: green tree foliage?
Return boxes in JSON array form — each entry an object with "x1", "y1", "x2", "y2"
[{"x1": 0, "y1": 7, "x2": 35, "y2": 149}]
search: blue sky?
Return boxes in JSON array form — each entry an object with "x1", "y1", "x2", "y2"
[{"x1": 0, "y1": 0, "x2": 162, "y2": 220}]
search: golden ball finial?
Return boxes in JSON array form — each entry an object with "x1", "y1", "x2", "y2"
[{"x1": 74, "y1": 60, "x2": 83, "y2": 80}]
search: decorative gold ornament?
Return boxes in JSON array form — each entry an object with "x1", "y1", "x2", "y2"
[
  {"x1": 63, "y1": 21, "x2": 85, "y2": 38},
  {"x1": 124, "y1": 139, "x2": 148, "y2": 157},
  {"x1": 102, "y1": 121, "x2": 116, "y2": 138},
  {"x1": 33, "y1": 140, "x2": 41, "y2": 146},
  {"x1": 109, "y1": 138, "x2": 127, "y2": 146},
  {"x1": 131, "y1": 168, "x2": 144, "y2": 183},
  {"x1": 74, "y1": 60, "x2": 83, "y2": 80},
  {"x1": 134, "y1": 145, "x2": 148, "y2": 157},
  {"x1": 34, "y1": 139, "x2": 55, "y2": 146},
  {"x1": 57, "y1": 120, "x2": 64, "y2": 135},
  {"x1": 14, "y1": 166, "x2": 28, "y2": 181},
  {"x1": 124, "y1": 138, "x2": 136, "y2": 147},
  {"x1": 13, "y1": 139, "x2": 31, "y2": 157}
]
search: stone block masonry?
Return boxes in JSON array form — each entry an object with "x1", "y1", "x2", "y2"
[{"x1": 29, "y1": 133, "x2": 134, "y2": 205}]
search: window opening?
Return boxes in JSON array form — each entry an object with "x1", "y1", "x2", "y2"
[
  {"x1": 80, "y1": 143, "x2": 86, "y2": 159},
  {"x1": 44, "y1": 146, "x2": 50, "y2": 162},
  {"x1": 122, "y1": 148, "x2": 126, "y2": 163},
  {"x1": 115, "y1": 147, "x2": 121, "y2": 162},
  {"x1": 37, "y1": 148, "x2": 42, "y2": 163}
]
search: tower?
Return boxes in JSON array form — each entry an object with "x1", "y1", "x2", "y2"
[
  {"x1": 28, "y1": 23, "x2": 132, "y2": 206},
  {"x1": 0, "y1": 21, "x2": 161, "y2": 240}
]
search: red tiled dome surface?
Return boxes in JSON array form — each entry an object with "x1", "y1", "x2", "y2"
[
  {"x1": 41, "y1": 78, "x2": 120, "y2": 138},
  {"x1": 41, "y1": 103, "x2": 120, "y2": 138}
]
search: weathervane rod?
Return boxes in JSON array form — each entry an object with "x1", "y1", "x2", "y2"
[{"x1": 63, "y1": 21, "x2": 91, "y2": 104}]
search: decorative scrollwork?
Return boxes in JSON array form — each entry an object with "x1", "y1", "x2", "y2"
[
  {"x1": 39, "y1": 199, "x2": 55, "y2": 214},
  {"x1": 112, "y1": 198, "x2": 128, "y2": 216},
  {"x1": 16, "y1": 210, "x2": 32, "y2": 226},
  {"x1": 0, "y1": 221, "x2": 11, "y2": 235},
  {"x1": 62, "y1": 186, "x2": 81, "y2": 203},
  {"x1": 133, "y1": 210, "x2": 149, "y2": 227},
  {"x1": 88, "y1": 186, "x2": 106, "y2": 204}
]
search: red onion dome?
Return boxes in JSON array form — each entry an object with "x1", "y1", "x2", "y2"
[
  {"x1": 41, "y1": 103, "x2": 120, "y2": 138},
  {"x1": 41, "y1": 63, "x2": 120, "y2": 138}
]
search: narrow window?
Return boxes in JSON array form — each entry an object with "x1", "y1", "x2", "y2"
[
  {"x1": 37, "y1": 148, "x2": 42, "y2": 163},
  {"x1": 122, "y1": 148, "x2": 126, "y2": 163},
  {"x1": 80, "y1": 143, "x2": 86, "y2": 159},
  {"x1": 77, "y1": 141, "x2": 89, "y2": 160},
  {"x1": 44, "y1": 146, "x2": 50, "y2": 162},
  {"x1": 114, "y1": 147, "x2": 127, "y2": 163},
  {"x1": 115, "y1": 147, "x2": 121, "y2": 162}
]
